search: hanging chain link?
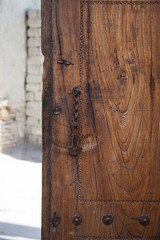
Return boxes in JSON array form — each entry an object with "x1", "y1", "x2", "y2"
[{"x1": 68, "y1": 87, "x2": 82, "y2": 157}]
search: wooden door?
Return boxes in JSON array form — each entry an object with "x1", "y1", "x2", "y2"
[{"x1": 41, "y1": 0, "x2": 160, "y2": 239}]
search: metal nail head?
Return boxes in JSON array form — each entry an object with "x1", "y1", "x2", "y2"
[
  {"x1": 102, "y1": 214, "x2": 113, "y2": 225},
  {"x1": 53, "y1": 107, "x2": 61, "y2": 115},
  {"x1": 138, "y1": 215, "x2": 150, "y2": 226},
  {"x1": 72, "y1": 215, "x2": 82, "y2": 226}
]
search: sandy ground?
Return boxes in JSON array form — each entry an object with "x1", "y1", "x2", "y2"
[{"x1": 0, "y1": 143, "x2": 42, "y2": 240}]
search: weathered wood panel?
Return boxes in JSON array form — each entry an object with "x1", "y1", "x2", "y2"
[
  {"x1": 42, "y1": 0, "x2": 160, "y2": 239},
  {"x1": 80, "y1": 2, "x2": 160, "y2": 202}
]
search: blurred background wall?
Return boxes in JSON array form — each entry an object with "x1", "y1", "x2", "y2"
[
  {"x1": 26, "y1": 10, "x2": 42, "y2": 145},
  {"x1": 0, "y1": 0, "x2": 42, "y2": 152}
]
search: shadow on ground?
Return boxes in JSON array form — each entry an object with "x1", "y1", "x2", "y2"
[
  {"x1": 4, "y1": 143, "x2": 42, "y2": 163},
  {"x1": 0, "y1": 222, "x2": 40, "y2": 240}
]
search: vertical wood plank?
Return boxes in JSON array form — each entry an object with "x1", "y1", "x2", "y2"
[
  {"x1": 42, "y1": 0, "x2": 81, "y2": 239},
  {"x1": 41, "y1": 0, "x2": 53, "y2": 239}
]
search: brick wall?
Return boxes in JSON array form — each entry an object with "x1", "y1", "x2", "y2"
[
  {"x1": 0, "y1": 1, "x2": 41, "y2": 152},
  {"x1": 0, "y1": 9, "x2": 42, "y2": 152},
  {"x1": 25, "y1": 10, "x2": 43, "y2": 145},
  {"x1": 0, "y1": 101, "x2": 25, "y2": 152}
]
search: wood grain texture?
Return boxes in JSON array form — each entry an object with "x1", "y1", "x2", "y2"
[
  {"x1": 42, "y1": 0, "x2": 160, "y2": 239},
  {"x1": 77, "y1": 202, "x2": 160, "y2": 238},
  {"x1": 80, "y1": 2, "x2": 160, "y2": 202},
  {"x1": 42, "y1": 0, "x2": 81, "y2": 239},
  {"x1": 41, "y1": 0, "x2": 53, "y2": 239}
]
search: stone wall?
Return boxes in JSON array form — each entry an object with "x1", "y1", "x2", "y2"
[
  {"x1": 25, "y1": 10, "x2": 43, "y2": 145},
  {"x1": 0, "y1": 0, "x2": 41, "y2": 152},
  {"x1": 0, "y1": 100, "x2": 25, "y2": 152}
]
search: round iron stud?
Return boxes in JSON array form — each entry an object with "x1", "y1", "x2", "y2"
[
  {"x1": 102, "y1": 214, "x2": 113, "y2": 225},
  {"x1": 72, "y1": 215, "x2": 82, "y2": 226},
  {"x1": 138, "y1": 215, "x2": 150, "y2": 226}
]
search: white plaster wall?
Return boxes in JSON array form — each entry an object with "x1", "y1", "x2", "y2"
[{"x1": 0, "y1": 0, "x2": 40, "y2": 105}]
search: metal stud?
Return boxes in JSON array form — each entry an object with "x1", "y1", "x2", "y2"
[
  {"x1": 57, "y1": 60, "x2": 74, "y2": 66},
  {"x1": 138, "y1": 215, "x2": 150, "y2": 226},
  {"x1": 51, "y1": 214, "x2": 61, "y2": 228},
  {"x1": 72, "y1": 215, "x2": 82, "y2": 226},
  {"x1": 53, "y1": 107, "x2": 61, "y2": 115},
  {"x1": 102, "y1": 214, "x2": 113, "y2": 225}
]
